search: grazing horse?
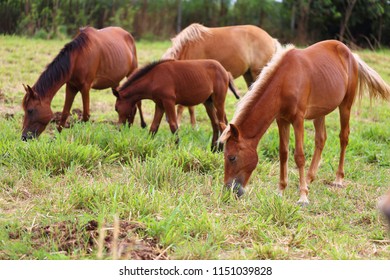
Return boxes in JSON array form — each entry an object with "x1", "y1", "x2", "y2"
[
  {"x1": 112, "y1": 59, "x2": 239, "y2": 151},
  {"x1": 218, "y1": 40, "x2": 390, "y2": 205},
  {"x1": 21, "y1": 26, "x2": 146, "y2": 140},
  {"x1": 162, "y1": 23, "x2": 280, "y2": 127}
]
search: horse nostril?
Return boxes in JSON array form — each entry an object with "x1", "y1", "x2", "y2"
[{"x1": 21, "y1": 135, "x2": 27, "y2": 141}]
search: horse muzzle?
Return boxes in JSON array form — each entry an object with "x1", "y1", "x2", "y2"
[{"x1": 225, "y1": 180, "x2": 245, "y2": 197}]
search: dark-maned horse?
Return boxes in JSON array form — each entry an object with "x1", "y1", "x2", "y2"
[
  {"x1": 162, "y1": 23, "x2": 280, "y2": 127},
  {"x1": 112, "y1": 59, "x2": 239, "y2": 151},
  {"x1": 218, "y1": 40, "x2": 390, "y2": 205},
  {"x1": 21, "y1": 26, "x2": 146, "y2": 140}
]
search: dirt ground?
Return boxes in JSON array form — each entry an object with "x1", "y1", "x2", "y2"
[{"x1": 9, "y1": 219, "x2": 168, "y2": 260}]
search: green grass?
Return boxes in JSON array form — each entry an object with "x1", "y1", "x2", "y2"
[{"x1": 0, "y1": 35, "x2": 390, "y2": 260}]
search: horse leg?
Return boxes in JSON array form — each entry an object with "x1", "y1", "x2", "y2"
[
  {"x1": 307, "y1": 116, "x2": 327, "y2": 184},
  {"x1": 292, "y1": 118, "x2": 309, "y2": 205},
  {"x1": 136, "y1": 101, "x2": 147, "y2": 128},
  {"x1": 164, "y1": 101, "x2": 180, "y2": 144},
  {"x1": 203, "y1": 100, "x2": 221, "y2": 152},
  {"x1": 276, "y1": 118, "x2": 290, "y2": 197},
  {"x1": 176, "y1": 105, "x2": 185, "y2": 127},
  {"x1": 149, "y1": 104, "x2": 164, "y2": 136},
  {"x1": 333, "y1": 105, "x2": 351, "y2": 188},
  {"x1": 80, "y1": 86, "x2": 91, "y2": 122},
  {"x1": 243, "y1": 71, "x2": 254, "y2": 88},
  {"x1": 188, "y1": 106, "x2": 196, "y2": 128},
  {"x1": 58, "y1": 83, "x2": 78, "y2": 132}
]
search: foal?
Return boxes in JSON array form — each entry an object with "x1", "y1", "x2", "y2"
[{"x1": 113, "y1": 59, "x2": 238, "y2": 151}]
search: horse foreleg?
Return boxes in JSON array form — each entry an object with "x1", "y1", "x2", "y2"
[
  {"x1": 292, "y1": 118, "x2": 309, "y2": 205},
  {"x1": 334, "y1": 105, "x2": 351, "y2": 188},
  {"x1": 136, "y1": 101, "x2": 147, "y2": 128},
  {"x1": 307, "y1": 117, "x2": 327, "y2": 184},
  {"x1": 276, "y1": 118, "x2": 290, "y2": 197},
  {"x1": 80, "y1": 87, "x2": 91, "y2": 122},
  {"x1": 58, "y1": 84, "x2": 78, "y2": 132},
  {"x1": 149, "y1": 104, "x2": 164, "y2": 136}
]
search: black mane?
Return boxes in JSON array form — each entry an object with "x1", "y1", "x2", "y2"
[
  {"x1": 119, "y1": 59, "x2": 173, "y2": 91},
  {"x1": 33, "y1": 31, "x2": 90, "y2": 97}
]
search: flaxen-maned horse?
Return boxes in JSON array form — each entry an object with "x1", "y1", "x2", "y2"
[
  {"x1": 21, "y1": 26, "x2": 145, "y2": 140},
  {"x1": 162, "y1": 23, "x2": 280, "y2": 126},
  {"x1": 219, "y1": 40, "x2": 390, "y2": 205},
  {"x1": 113, "y1": 59, "x2": 238, "y2": 151}
]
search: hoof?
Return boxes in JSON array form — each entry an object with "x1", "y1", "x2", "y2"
[
  {"x1": 297, "y1": 198, "x2": 309, "y2": 207},
  {"x1": 332, "y1": 182, "x2": 344, "y2": 188}
]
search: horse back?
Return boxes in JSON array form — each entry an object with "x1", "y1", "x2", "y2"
[
  {"x1": 155, "y1": 60, "x2": 229, "y2": 106},
  {"x1": 183, "y1": 25, "x2": 275, "y2": 78},
  {"x1": 276, "y1": 41, "x2": 357, "y2": 120},
  {"x1": 71, "y1": 27, "x2": 137, "y2": 89}
]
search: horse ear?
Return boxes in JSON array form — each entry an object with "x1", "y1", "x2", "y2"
[
  {"x1": 229, "y1": 123, "x2": 240, "y2": 140},
  {"x1": 23, "y1": 84, "x2": 37, "y2": 99},
  {"x1": 112, "y1": 88, "x2": 120, "y2": 98}
]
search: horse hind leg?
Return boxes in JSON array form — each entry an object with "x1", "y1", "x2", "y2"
[
  {"x1": 163, "y1": 101, "x2": 180, "y2": 144},
  {"x1": 203, "y1": 99, "x2": 221, "y2": 152},
  {"x1": 333, "y1": 104, "x2": 351, "y2": 188},
  {"x1": 307, "y1": 116, "x2": 327, "y2": 184}
]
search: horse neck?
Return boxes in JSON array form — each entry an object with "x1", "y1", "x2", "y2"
[
  {"x1": 122, "y1": 80, "x2": 152, "y2": 103},
  {"x1": 235, "y1": 86, "x2": 280, "y2": 145},
  {"x1": 33, "y1": 79, "x2": 66, "y2": 103},
  {"x1": 32, "y1": 56, "x2": 73, "y2": 103}
]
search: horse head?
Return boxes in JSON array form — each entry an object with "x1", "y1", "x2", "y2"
[
  {"x1": 219, "y1": 123, "x2": 258, "y2": 197},
  {"x1": 112, "y1": 88, "x2": 136, "y2": 126},
  {"x1": 21, "y1": 84, "x2": 53, "y2": 141}
]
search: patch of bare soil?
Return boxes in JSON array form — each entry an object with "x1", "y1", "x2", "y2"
[
  {"x1": 51, "y1": 108, "x2": 83, "y2": 127},
  {"x1": 10, "y1": 220, "x2": 168, "y2": 260}
]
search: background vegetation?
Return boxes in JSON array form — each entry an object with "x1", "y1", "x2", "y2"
[
  {"x1": 0, "y1": 36, "x2": 389, "y2": 259},
  {"x1": 1, "y1": 0, "x2": 390, "y2": 47}
]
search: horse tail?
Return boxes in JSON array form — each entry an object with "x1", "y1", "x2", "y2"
[
  {"x1": 228, "y1": 72, "x2": 240, "y2": 99},
  {"x1": 353, "y1": 53, "x2": 390, "y2": 101}
]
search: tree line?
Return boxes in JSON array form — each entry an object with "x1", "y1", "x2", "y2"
[{"x1": 1, "y1": 0, "x2": 389, "y2": 48}]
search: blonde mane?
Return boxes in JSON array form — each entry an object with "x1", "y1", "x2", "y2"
[
  {"x1": 231, "y1": 43, "x2": 296, "y2": 124},
  {"x1": 162, "y1": 23, "x2": 211, "y2": 59}
]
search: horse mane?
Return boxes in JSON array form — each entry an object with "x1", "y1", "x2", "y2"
[
  {"x1": 163, "y1": 23, "x2": 211, "y2": 59},
  {"x1": 231, "y1": 43, "x2": 296, "y2": 124},
  {"x1": 119, "y1": 59, "x2": 174, "y2": 91},
  {"x1": 33, "y1": 29, "x2": 91, "y2": 97}
]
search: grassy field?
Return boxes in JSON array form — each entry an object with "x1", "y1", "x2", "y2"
[{"x1": 0, "y1": 35, "x2": 389, "y2": 260}]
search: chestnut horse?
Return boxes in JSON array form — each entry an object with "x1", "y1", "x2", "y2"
[
  {"x1": 219, "y1": 40, "x2": 390, "y2": 205},
  {"x1": 113, "y1": 59, "x2": 238, "y2": 151},
  {"x1": 162, "y1": 23, "x2": 280, "y2": 127},
  {"x1": 21, "y1": 26, "x2": 145, "y2": 140}
]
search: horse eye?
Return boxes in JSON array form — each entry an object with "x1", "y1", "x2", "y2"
[
  {"x1": 228, "y1": 155, "x2": 236, "y2": 162},
  {"x1": 27, "y1": 109, "x2": 33, "y2": 115}
]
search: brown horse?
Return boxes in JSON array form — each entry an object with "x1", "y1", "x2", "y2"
[
  {"x1": 113, "y1": 59, "x2": 238, "y2": 151},
  {"x1": 219, "y1": 40, "x2": 390, "y2": 205},
  {"x1": 162, "y1": 23, "x2": 280, "y2": 127},
  {"x1": 21, "y1": 26, "x2": 146, "y2": 140}
]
